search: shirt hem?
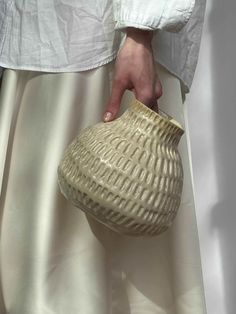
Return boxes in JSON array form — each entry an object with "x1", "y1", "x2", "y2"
[
  {"x1": 0, "y1": 52, "x2": 191, "y2": 93},
  {"x1": 0, "y1": 53, "x2": 118, "y2": 74}
]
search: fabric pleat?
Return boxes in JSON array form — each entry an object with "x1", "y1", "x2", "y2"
[{"x1": 0, "y1": 62, "x2": 207, "y2": 314}]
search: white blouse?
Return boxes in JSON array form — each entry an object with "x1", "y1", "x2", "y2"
[{"x1": 0, "y1": 0, "x2": 206, "y2": 92}]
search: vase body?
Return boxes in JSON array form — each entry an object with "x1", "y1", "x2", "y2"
[{"x1": 57, "y1": 99, "x2": 184, "y2": 236}]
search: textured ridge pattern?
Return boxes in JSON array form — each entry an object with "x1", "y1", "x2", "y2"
[{"x1": 58, "y1": 99, "x2": 184, "y2": 236}]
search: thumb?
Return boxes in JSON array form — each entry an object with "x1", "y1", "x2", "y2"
[{"x1": 103, "y1": 79, "x2": 126, "y2": 122}]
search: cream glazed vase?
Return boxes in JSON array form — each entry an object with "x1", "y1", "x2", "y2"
[{"x1": 57, "y1": 99, "x2": 185, "y2": 236}]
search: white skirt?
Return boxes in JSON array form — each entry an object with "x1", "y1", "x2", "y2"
[{"x1": 0, "y1": 62, "x2": 206, "y2": 314}]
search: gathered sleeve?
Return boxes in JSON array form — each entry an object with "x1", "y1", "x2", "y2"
[{"x1": 112, "y1": 0, "x2": 195, "y2": 32}]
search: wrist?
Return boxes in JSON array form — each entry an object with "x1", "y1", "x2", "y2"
[{"x1": 126, "y1": 27, "x2": 153, "y2": 46}]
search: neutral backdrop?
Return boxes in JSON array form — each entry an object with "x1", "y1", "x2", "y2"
[{"x1": 186, "y1": 0, "x2": 236, "y2": 313}]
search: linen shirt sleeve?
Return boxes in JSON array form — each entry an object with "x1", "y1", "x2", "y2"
[{"x1": 112, "y1": 0, "x2": 195, "y2": 32}]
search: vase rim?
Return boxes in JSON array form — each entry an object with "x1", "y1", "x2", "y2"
[{"x1": 129, "y1": 99, "x2": 184, "y2": 133}]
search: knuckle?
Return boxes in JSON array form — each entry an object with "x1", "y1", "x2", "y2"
[
  {"x1": 156, "y1": 87, "x2": 163, "y2": 99},
  {"x1": 139, "y1": 88, "x2": 155, "y2": 103},
  {"x1": 155, "y1": 81, "x2": 163, "y2": 99},
  {"x1": 113, "y1": 76, "x2": 124, "y2": 86}
]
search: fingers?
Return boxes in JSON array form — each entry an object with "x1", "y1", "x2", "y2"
[
  {"x1": 155, "y1": 77, "x2": 163, "y2": 99},
  {"x1": 135, "y1": 76, "x2": 163, "y2": 110},
  {"x1": 149, "y1": 99, "x2": 159, "y2": 112},
  {"x1": 103, "y1": 77, "x2": 126, "y2": 122},
  {"x1": 152, "y1": 78, "x2": 163, "y2": 112},
  {"x1": 103, "y1": 76, "x2": 163, "y2": 123}
]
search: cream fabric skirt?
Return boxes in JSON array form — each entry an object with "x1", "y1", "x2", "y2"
[{"x1": 0, "y1": 62, "x2": 206, "y2": 314}]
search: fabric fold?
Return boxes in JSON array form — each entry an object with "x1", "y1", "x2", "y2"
[{"x1": 0, "y1": 62, "x2": 206, "y2": 314}]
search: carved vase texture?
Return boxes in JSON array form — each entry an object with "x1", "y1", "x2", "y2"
[{"x1": 57, "y1": 99, "x2": 184, "y2": 236}]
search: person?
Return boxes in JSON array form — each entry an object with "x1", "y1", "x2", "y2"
[{"x1": 0, "y1": 1, "x2": 207, "y2": 313}]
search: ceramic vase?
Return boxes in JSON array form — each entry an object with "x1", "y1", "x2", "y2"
[{"x1": 57, "y1": 99, "x2": 184, "y2": 236}]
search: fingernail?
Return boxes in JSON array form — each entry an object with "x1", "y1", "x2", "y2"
[{"x1": 103, "y1": 112, "x2": 112, "y2": 122}]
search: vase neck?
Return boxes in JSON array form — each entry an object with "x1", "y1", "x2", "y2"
[{"x1": 125, "y1": 99, "x2": 184, "y2": 145}]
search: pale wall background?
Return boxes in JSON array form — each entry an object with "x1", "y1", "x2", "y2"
[{"x1": 186, "y1": 0, "x2": 236, "y2": 313}]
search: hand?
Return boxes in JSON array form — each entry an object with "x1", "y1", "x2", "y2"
[{"x1": 103, "y1": 27, "x2": 163, "y2": 122}]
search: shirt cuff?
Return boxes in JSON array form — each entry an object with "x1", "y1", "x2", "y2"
[{"x1": 113, "y1": 0, "x2": 196, "y2": 33}]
